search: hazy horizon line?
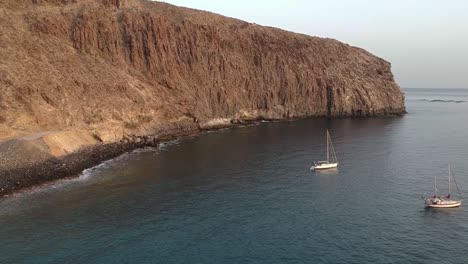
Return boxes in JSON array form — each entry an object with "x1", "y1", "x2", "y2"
[{"x1": 402, "y1": 87, "x2": 468, "y2": 90}]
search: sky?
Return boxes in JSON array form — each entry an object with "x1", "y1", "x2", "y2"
[{"x1": 160, "y1": 0, "x2": 468, "y2": 89}]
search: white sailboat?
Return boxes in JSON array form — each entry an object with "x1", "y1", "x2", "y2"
[
  {"x1": 425, "y1": 164, "x2": 462, "y2": 208},
  {"x1": 311, "y1": 130, "x2": 338, "y2": 170}
]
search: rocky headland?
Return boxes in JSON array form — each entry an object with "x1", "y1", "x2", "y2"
[{"x1": 0, "y1": 0, "x2": 405, "y2": 196}]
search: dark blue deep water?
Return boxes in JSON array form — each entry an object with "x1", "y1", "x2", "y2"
[{"x1": 2, "y1": 89, "x2": 468, "y2": 263}]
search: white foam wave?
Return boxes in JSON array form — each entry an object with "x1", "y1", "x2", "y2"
[
  {"x1": 1, "y1": 141, "x2": 182, "y2": 202},
  {"x1": 78, "y1": 146, "x2": 160, "y2": 179},
  {"x1": 158, "y1": 139, "x2": 181, "y2": 151}
]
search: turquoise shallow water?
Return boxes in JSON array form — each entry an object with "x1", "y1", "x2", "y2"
[{"x1": 2, "y1": 89, "x2": 468, "y2": 263}]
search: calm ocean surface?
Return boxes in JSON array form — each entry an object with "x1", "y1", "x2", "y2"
[{"x1": 2, "y1": 88, "x2": 468, "y2": 263}]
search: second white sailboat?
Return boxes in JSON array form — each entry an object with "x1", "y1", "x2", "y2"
[{"x1": 424, "y1": 164, "x2": 462, "y2": 208}]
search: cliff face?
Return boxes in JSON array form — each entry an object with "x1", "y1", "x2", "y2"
[
  {"x1": 0, "y1": 0, "x2": 405, "y2": 144},
  {"x1": 0, "y1": 0, "x2": 406, "y2": 195}
]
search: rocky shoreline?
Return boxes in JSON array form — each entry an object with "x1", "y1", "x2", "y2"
[
  {"x1": 0, "y1": 120, "x2": 265, "y2": 197},
  {"x1": 0, "y1": 137, "x2": 145, "y2": 198},
  {"x1": 0, "y1": 114, "x2": 408, "y2": 198}
]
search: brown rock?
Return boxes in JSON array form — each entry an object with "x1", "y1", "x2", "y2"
[
  {"x1": 0, "y1": 0, "x2": 406, "y2": 194},
  {"x1": 0, "y1": 0, "x2": 405, "y2": 142}
]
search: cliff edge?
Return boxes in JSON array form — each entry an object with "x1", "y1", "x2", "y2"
[{"x1": 0, "y1": 0, "x2": 405, "y2": 195}]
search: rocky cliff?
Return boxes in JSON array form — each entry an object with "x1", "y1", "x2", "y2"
[{"x1": 0, "y1": 0, "x2": 405, "y2": 195}]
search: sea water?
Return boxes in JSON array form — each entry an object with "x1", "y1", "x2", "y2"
[{"x1": 1, "y1": 89, "x2": 468, "y2": 263}]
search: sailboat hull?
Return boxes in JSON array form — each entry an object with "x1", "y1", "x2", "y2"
[
  {"x1": 425, "y1": 199, "x2": 462, "y2": 208},
  {"x1": 311, "y1": 163, "x2": 338, "y2": 170}
]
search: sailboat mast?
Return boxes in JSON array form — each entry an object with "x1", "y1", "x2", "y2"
[
  {"x1": 331, "y1": 134, "x2": 337, "y2": 163},
  {"x1": 326, "y1": 130, "x2": 330, "y2": 163},
  {"x1": 448, "y1": 164, "x2": 451, "y2": 195},
  {"x1": 434, "y1": 174, "x2": 437, "y2": 196}
]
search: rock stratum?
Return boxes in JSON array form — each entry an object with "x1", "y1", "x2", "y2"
[{"x1": 0, "y1": 0, "x2": 405, "y2": 195}]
